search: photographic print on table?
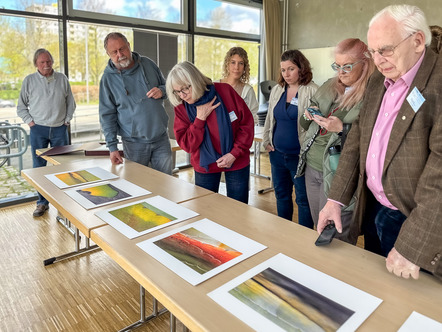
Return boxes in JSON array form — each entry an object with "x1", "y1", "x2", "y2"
[
  {"x1": 154, "y1": 227, "x2": 241, "y2": 274},
  {"x1": 398, "y1": 311, "x2": 442, "y2": 332},
  {"x1": 95, "y1": 195, "x2": 199, "y2": 239},
  {"x1": 137, "y1": 218, "x2": 267, "y2": 286},
  {"x1": 208, "y1": 253, "x2": 382, "y2": 332},
  {"x1": 45, "y1": 166, "x2": 119, "y2": 189},
  {"x1": 65, "y1": 179, "x2": 151, "y2": 210}
]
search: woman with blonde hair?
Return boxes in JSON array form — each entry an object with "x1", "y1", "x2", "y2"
[
  {"x1": 218, "y1": 47, "x2": 259, "y2": 124},
  {"x1": 166, "y1": 61, "x2": 254, "y2": 203},
  {"x1": 296, "y1": 38, "x2": 375, "y2": 244}
]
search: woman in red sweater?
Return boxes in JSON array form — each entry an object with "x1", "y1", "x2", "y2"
[{"x1": 166, "y1": 61, "x2": 254, "y2": 203}]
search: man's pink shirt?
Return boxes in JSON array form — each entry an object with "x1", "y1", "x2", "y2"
[{"x1": 365, "y1": 51, "x2": 425, "y2": 209}]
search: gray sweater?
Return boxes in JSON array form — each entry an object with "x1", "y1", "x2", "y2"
[
  {"x1": 17, "y1": 71, "x2": 76, "y2": 126},
  {"x1": 99, "y1": 52, "x2": 169, "y2": 152}
]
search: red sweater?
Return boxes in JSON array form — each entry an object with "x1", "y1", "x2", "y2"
[{"x1": 174, "y1": 83, "x2": 254, "y2": 173}]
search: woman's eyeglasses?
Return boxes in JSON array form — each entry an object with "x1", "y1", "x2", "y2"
[
  {"x1": 331, "y1": 60, "x2": 363, "y2": 73},
  {"x1": 173, "y1": 85, "x2": 191, "y2": 96}
]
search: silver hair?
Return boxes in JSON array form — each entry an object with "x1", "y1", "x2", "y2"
[
  {"x1": 369, "y1": 5, "x2": 431, "y2": 46},
  {"x1": 166, "y1": 61, "x2": 212, "y2": 107},
  {"x1": 33, "y1": 49, "x2": 53, "y2": 67}
]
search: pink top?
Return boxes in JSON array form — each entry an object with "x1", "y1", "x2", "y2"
[{"x1": 366, "y1": 51, "x2": 425, "y2": 209}]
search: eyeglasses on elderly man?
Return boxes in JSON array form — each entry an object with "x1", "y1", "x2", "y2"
[{"x1": 367, "y1": 33, "x2": 415, "y2": 57}]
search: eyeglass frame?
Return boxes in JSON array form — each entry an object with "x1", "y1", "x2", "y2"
[
  {"x1": 173, "y1": 85, "x2": 191, "y2": 96},
  {"x1": 331, "y1": 59, "x2": 363, "y2": 73},
  {"x1": 367, "y1": 33, "x2": 414, "y2": 58}
]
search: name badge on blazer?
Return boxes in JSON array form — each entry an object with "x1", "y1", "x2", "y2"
[
  {"x1": 407, "y1": 87, "x2": 425, "y2": 112},
  {"x1": 229, "y1": 111, "x2": 238, "y2": 122}
]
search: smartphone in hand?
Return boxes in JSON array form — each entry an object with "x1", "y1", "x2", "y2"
[
  {"x1": 307, "y1": 107, "x2": 324, "y2": 117},
  {"x1": 315, "y1": 223, "x2": 337, "y2": 246}
]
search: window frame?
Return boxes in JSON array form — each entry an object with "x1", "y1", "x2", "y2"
[
  {"x1": 194, "y1": 0, "x2": 261, "y2": 42},
  {"x1": 67, "y1": 0, "x2": 188, "y2": 31}
]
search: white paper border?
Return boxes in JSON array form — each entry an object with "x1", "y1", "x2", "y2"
[
  {"x1": 95, "y1": 196, "x2": 199, "y2": 239},
  {"x1": 137, "y1": 218, "x2": 267, "y2": 286},
  {"x1": 208, "y1": 253, "x2": 382, "y2": 332},
  {"x1": 398, "y1": 311, "x2": 442, "y2": 332},
  {"x1": 45, "y1": 167, "x2": 119, "y2": 189},
  {"x1": 65, "y1": 179, "x2": 151, "y2": 210}
]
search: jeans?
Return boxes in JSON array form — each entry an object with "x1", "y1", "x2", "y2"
[
  {"x1": 269, "y1": 150, "x2": 313, "y2": 228},
  {"x1": 30, "y1": 124, "x2": 69, "y2": 205},
  {"x1": 122, "y1": 135, "x2": 172, "y2": 175},
  {"x1": 375, "y1": 203, "x2": 407, "y2": 257},
  {"x1": 195, "y1": 165, "x2": 250, "y2": 204},
  {"x1": 363, "y1": 195, "x2": 406, "y2": 257},
  {"x1": 361, "y1": 194, "x2": 383, "y2": 255}
]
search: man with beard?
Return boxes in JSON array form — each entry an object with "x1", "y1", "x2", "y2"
[
  {"x1": 99, "y1": 32, "x2": 172, "y2": 174},
  {"x1": 17, "y1": 48, "x2": 76, "y2": 217}
]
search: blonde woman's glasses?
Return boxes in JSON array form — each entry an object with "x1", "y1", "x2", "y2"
[{"x1": 331, "y1": 59, "x2": 363, "y2": 73}]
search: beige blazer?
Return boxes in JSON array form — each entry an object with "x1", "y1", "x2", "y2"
[{"x1": 262, "y1": 82, "x2": 319, "y2": 149}]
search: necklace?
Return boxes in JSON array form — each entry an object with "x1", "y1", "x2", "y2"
[
  {"x1": 232, "y1": 83, "x2": 243, "y2": 95},
  {"x1": 221, "y1": 78, "x2": 244, "y2": 96},
  {"x1": 225, "y1": 79, "x2": 243, "y2": 95}
]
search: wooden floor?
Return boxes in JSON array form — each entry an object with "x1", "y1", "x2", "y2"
[{"x1": 0, "y1": 154, "x2": 281, "y2": 332}]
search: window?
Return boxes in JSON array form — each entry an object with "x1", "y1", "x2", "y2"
[
  {"x1": 67, "y1": 24, "x2": 134, "y2": 144},
  {"x1": 0, "y1": 0, "x2": 58, "y2": 14},
  {"x1": 194, "y1": 36, "x2": 260, "y2": 93},
  {"x1": 196, "y1": 0, "x2": 260, "y2": 35},
  {"x1": 0, "y1": 0, "x2": 262, "y2": 205},
  {"x1": 72, "y1": 0, "x2": 183, "y2": 25},
  {"x1": 0, "y1": 15, "x2": 62, "y2": 204}
]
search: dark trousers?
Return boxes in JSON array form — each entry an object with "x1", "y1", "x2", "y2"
[
  {"x1": 269, "y1": 150, "x2": 313, "y2": 228},
  {"x1": 194, "y1": 165, "x2": 250, "y2": 204},
  {"x1": 363, "y1": 193, "x2": 406, "y2": 257}
]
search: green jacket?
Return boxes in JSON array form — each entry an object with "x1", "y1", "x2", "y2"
[{"x1": 296, "y1": 78, "x2": 362, "y2": 211}]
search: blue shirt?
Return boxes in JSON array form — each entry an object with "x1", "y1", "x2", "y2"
[{"x1": 272, "y1": 90, "x2": 300, "y2": 154}]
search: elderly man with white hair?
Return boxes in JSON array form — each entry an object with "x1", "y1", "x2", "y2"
[{"x1": 318, "y1": 5, "x2": 441, "y2": 280}]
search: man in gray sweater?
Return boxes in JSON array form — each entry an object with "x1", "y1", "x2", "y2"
[
  {"x1": 99, "y1": 32, "x2": 172, "y2": 174},
  {"x1": 17, "y1": 49, "x2": 76, "y2": 217}
]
